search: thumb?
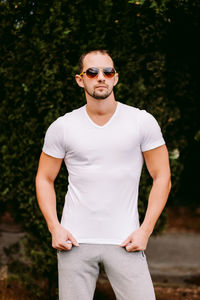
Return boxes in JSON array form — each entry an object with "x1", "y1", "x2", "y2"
[
  {"x1": 67, "y1": 231, "x2": 79, "y2": 247},
  {"x1": 120, "y1": 236, "x2": 131, "y2": 247}
]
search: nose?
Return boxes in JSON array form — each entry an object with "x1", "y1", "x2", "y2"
[{"x1": 97, "y1": 69, "x2": 105, "y2": 81}]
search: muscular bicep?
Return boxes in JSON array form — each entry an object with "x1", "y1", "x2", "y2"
[
  {"x1": 143, "y1": 145, "x2": 171, "y2": 180},
  {"x1": 36, "y1": 152, "x2": 63, "y2": 183}
]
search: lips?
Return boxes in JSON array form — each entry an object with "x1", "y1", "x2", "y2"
[{"x1": 95, "y1": 85, "x2": 107, "y2": 89}]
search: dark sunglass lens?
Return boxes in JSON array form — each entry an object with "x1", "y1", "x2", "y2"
[
  {"x1": 103, "y1": 68, "x2": 115, "y2": 78},
  {"x1": 86, "y1": 68, "x2": 99, "y2": 78}
]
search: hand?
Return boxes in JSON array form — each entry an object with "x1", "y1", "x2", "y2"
[
  {"x1": 50, "y1": 224, "x2": 79, "y2": 251},
  {"x1": 120, "y1": 227, "x2": 150, "y2": 252}
]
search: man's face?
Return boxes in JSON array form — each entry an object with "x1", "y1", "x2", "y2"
[{"x1": 76, "y1": 53, "x2": 118, "y2": 100}]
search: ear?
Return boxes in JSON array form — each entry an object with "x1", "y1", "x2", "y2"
[
  {"x1": 75, "y1": 74, "x2": 84, "y2": 88},
  {"x1": 113, "y1": 72, "x2": 119, "y2": 86}
]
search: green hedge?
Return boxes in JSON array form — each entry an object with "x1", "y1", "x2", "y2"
[{"x1": 0, "y1": 0, "x2": 199, "y2": 298}]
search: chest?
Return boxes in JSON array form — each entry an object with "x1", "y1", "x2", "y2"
[{"x1": 65, "y1": 121, "x2": 141, "y2": 166}]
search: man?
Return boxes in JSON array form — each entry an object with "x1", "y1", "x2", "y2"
[{"x1": 35, "y1": 49, "x2": 171, "y2": 300}]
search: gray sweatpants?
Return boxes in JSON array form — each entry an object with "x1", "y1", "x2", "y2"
[{"x1": 57, "y1": 244, "x2": 156, "y2": 300}]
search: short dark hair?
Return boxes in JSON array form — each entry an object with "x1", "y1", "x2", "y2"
[{"x1": 78, "y1": 50, "x2": 114, "y2": 74}]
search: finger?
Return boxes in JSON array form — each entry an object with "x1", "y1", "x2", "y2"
[
  {"x1": 120, "y1": 237, "x2": 131, "y2": 247},
  {"x1": 53, "y1": 245, "x2": 69, "y2": 251},
  {"x1": 54, "y1": 247, "x2": 63, "y2": 251},
  {"x1": 53, "y1": 244, "x2": 71, "y2": 251},
  {"x1": 60, "y1": 242, "x2": 73, "y2": 251},
  {"x1": 56, "y1": 247, "x2": 67, "y2": 251},
  {"x1": 126, "y1": 243, "x2": 138, "y2": 252},
  {"x1": 67, "y1": 232, "x2": 79, "y2": 246}
]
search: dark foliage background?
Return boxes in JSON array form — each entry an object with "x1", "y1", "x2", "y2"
[{"x1": 0, "y1": 0, "x2": 199, "y2": 298}]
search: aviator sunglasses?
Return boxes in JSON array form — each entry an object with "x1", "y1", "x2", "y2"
[{"x1": 80, "y1": 67, "x2": 116, "y2": 79}]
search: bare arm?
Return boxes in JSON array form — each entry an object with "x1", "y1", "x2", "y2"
[
  {"x1": 140, "y1": 144, "x2": 171, "y2": 235},
  {"x1": 35, "y1": 152, "x2": 79, "y2": 250},
  {"x1": 120, "y1": 144, "x2": 171, "y2": 251}
]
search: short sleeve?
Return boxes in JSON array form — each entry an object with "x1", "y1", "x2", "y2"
[
  {"x1": 42, "y1": 117, "x2": 65, "y2": 159},
  {"x1": 139, "y1": 110, "x2": 165, "y2": 152}
]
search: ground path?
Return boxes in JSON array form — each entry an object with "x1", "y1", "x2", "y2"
[{"x1": 0, "y1": 207, "x2": 200, "y2": 299}]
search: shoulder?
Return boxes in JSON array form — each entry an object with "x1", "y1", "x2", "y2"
[
  {"x1": 119, "y1": 102, "x2": 141, "y2": 116},
  {"x1": 119, "y1": 102, "x2": 156, "y2": 124},
  {"x1": 47, "y1": 105, "x2": 84, "y2": 130},
  {"x1": 138, "y1": 109, "x2": 162, "y2": 129},
  {"x1": 119, "y1": 102, "x2": 153, "y2": 118}
]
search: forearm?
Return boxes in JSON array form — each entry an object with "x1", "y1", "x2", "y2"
[
  {"x1": 35, "y1": 176, "x2": 60, "y2": 232},
  {"x1": 140, "y1": 176, "x2": 171, "y2": 236}
]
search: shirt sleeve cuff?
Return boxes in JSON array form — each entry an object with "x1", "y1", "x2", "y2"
[
  {"x1": 42, "y1": 147, "x2": 65, "y2": 159},
  {"x1": 141, "y1": 138, "x2": 165, "y2": 152}
]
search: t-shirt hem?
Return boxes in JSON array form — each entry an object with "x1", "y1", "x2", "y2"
[
  {"x1": 76, "y1": 238, "x2": 123, "y2": 245},
  {"x1": 141, "y1": 139, "x2": 165, "y2": 152}
]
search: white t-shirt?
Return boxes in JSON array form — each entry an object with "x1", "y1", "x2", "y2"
[{"x1": 42, "y1": 101, "x2": 165, "y2": 245}]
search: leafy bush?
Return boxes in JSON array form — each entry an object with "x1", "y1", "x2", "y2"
[{"x1": 0, "y1": 0, "x2": 199, "y2": 298}]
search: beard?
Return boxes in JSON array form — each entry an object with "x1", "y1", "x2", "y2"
[{"x1": 85, "y1": 86, "x2": 113, "y2": 100}]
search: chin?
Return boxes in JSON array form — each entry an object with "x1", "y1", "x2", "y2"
[{"x1": 93, "y1": 93, "x2": 110, "y2": 100}]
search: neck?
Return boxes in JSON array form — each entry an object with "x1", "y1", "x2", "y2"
[{"x1": 85, "y1": 94, "x2": 117, "y2": 116}]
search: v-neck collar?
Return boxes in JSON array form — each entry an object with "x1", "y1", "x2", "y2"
[{"x1": 84, "y1": 101, "x2": 120, "y2": 129}]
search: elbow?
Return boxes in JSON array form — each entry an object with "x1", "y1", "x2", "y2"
[
  {"x1": 35, "y1": 170, "x2": 41, "y2": 187},
  {"x1": 163, "y1": 171, "x2": 172, "y2": 194},
  {"x1": 168, "y1": 177, "x2": 172, "y2": 193},
  {"x1": 163, "y1": 173, "x2": 171, "y2": 193},
  {"x1": 35, "y1": 172, "x2": 54, "y2": 188},
  {"x1": 35, "y1": 173, "x2": 41, "y2": 192},
  {"x1": 153, "y1": 173, "x2": 172, "y2": 192}
]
